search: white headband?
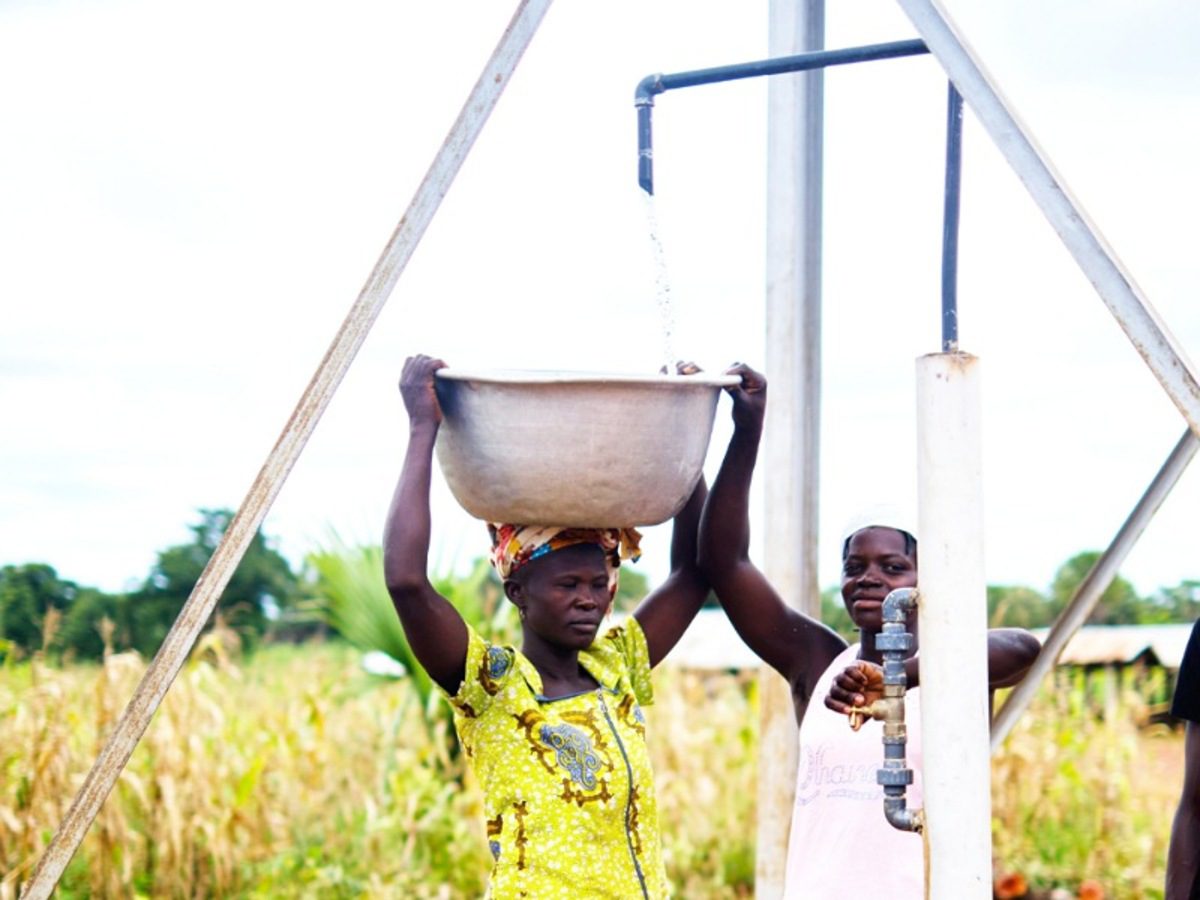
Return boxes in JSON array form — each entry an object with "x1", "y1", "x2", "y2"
[{"x1": 839, "y1": 504, "x2": 918, "y2": 544}]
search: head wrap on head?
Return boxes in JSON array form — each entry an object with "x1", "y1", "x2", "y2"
[
  {"x1": 840, "y1": 504, "x2": 919, "y2": 546},
  {"x1": 487, "y1": 524, "x2": 642, "y2": 597}
]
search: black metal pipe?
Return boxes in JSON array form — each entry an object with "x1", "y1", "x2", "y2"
[
  {"x1": 637, "y1": 104, "x2": 654, "y2": 195},
  {"x1": 634, "y1": 38, "x2": 929, "y2": 195},
  {"x1": 941, "y1": 82, "x2": 964, "y2": 352},
  {"x1": 636, "y1": 39, "x2": 928, "y2": 103}
]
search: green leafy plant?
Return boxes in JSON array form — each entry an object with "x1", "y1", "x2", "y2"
[{"x1": 306, "y1": 537, "x2": 519, "y2": 755}]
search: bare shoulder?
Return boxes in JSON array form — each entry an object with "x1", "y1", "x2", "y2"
[
  {"x1": 788, "y1": 621, "x2": 848, "y2": 710},
  {"x1": 758, "y1": 608, "x2": 848, "y2": 704}
]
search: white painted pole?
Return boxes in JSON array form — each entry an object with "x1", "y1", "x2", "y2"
[
  {"x1": 17, "y1": 3, "x2": 554, "y2": 897},
  {"x1": 895, "y1": 0, "x2": 1200, "y2": 439},
  {"x1": 759, "y1": 1, "x2": 824, "y2": 896},
  {"x1": 915, "y1": 351, "x2": 992, "y2": 899},
  {"x1": 991, "y1": 427, "x2": 1199, "y2": 750}
]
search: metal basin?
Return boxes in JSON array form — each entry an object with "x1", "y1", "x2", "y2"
[{"x1": 434, "y1": 368, "x2": 738, "y2": 527}]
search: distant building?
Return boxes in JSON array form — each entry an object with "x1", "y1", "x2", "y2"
[
  {"x1": 659, "y1": 615, "x2": 1199, "y2": 677},
  {"x1": 1030, "y1": 623, "x2": 1193, "y2": 671},
  {"x1": 655, "y1": 609, "x2": 764, "y2": 670}
]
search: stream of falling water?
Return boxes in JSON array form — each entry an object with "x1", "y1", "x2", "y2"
[{"x1": 642, "y1": 192, "x2": 678, "y2": 374}]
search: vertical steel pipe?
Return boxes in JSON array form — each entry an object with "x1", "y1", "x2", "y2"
[
  {"x1": 759, "y1": 1, "x2": 825, "y2": 896},
  {"x1": 16, "y1": 2, "x2": 555, "y2": 897},
  {"x1": 941, "y1": 83, "x2": 963, "y2": 352},
  {"x1": 915, "y1": 351, "x2": 992, "y2": 899}
]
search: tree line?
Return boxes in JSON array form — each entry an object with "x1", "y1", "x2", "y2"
[
  {"x1": 0, "y1": 509, "x2": 303, "y2": 662},
  {"x1": 0, "y1": 508, "x2": 651, "y2": 663},
  {"x1": 815, "y1": 550, "x2": 1200, "y2": 640},
  {"x1": 2, "y1": 508, "x2": 1197, "y2": 662}
]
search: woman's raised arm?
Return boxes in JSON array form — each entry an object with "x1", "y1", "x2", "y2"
[
  {"x1": 382, "y1": 354, "x2": 469, "y2": 696},
  {"x1": 632, "y1": 474, "x2": 709, "y2": 668},
  {"x1": 698, "y1": 364, "x2": 845, "y2": 694}
]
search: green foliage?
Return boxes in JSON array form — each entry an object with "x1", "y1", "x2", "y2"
[
  {"x1": 1147, "y1": 580, "x2": 1200, "y2": 623},
  {"x1": 993, "y1": 667, "x2": 1176, "y2": 898},
  {"x1": 127, "y1": 508, "x2": 300, "y2": 656},
  {"x1": 990, "y1": 561, "x2": 1199, "y2": 628},
  {"x1": 828, "y1": 552, "x2": 1178, "y2": 632},
  {"x1": 0, "y1": 510, "x2": 302, "y2": 662},
  {"x1": 306, "y1": 539, "x2": 519, "y2": 759},
  {"x1": 429, "y1": 557, "x2": 519, "y2": 649},
  {"x1": 307, "y1": 539, "x2": 434, "y2": 710},
  {"x1": 56, "y1": 588, "x2": 122, "y2": 660},
  {"x1": 988, "y1": 584, "x2": 1054, "y2": 628},
  {"x1": 0, "y1": 563, "x2": 78, "y2": 653},
  {"x1": 612, "y1": 565, "x2": 650, "y2": 612},
  {"x1": 1050, "y1": 551, "x2": 1144, "y2": 625},
  {"x1": 820, "y1": 586, "x2": 856, "y2": 641}
]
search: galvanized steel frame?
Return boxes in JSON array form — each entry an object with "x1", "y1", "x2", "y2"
[
  {"x1": 19, "y1": 1, "x2": 1200, "y2": 896},
  {"x1": 896, "y1": 0, "x2": 1200, "y2": 434},
  {"x1": 991, "y1": 429, "x2": 1200, "y2": 750},
  {"x1": 17, "y1": 2, "x2": 555, "y2": 896},
  {"x1": 895, "y1": 0, "x2": 1200, "y2": 861}
]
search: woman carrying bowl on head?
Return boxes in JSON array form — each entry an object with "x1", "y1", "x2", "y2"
[
  {"x1": 697, "y1": 362, "x2": 1041, "y2": 899},
  {"x1": 382, "y1": 354, "x2": 711, "y2": 900}
]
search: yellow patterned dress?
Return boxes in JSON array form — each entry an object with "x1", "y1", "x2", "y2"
[{"x1": 443, "y1": 618, "x2": 667, "y2": 899}]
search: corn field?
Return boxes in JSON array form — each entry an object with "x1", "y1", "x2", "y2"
[
  {"x1": 991, "y1": 667, "x2": 1181, "y2": 900},
  {"x1": 0, "y1": 642, "x2": 1182, "y2": 898}
]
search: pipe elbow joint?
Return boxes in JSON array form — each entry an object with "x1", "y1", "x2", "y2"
[
  {"x1": 635, "y1": 73, "x2": 664, "y2": 106},
  {"x1": 882, "y1": 587, "x2": 919, "y2": 623},
  {"x1": 883, "y1": 796, "x2": 924, "y2": 833}
]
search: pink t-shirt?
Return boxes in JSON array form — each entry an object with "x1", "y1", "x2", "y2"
[{"x1": 783, "y1": 644, "x2": 925, "y2": 899}]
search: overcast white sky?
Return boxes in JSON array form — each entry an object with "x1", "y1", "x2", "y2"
[{"x1": 2, "y1": 0, "x2": 1198, "y2": 602}]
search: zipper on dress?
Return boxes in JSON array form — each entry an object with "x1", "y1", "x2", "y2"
[{"x1": 597, "y1": 688, "x2": 650, "y2": 900}]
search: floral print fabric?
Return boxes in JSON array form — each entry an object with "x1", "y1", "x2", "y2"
[
  {"x1": 486, "y1": 524, "x2": 643, "y2": 597},
  {"x1": 442, "y1": 618, "x2": 665, "y2": 899}
]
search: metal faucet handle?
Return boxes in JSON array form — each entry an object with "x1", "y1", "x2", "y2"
[{"x1": 847, "y1": 701, "x2": 885, "y2": 731}]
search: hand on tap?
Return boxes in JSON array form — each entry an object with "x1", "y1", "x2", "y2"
[{"x1": 825, "y1": 660, "x2": 885, "y2": 731}]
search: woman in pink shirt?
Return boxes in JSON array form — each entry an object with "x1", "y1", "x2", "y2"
[{"x1": 698, "y1": 363, "x2": 1040, "y2": 898}]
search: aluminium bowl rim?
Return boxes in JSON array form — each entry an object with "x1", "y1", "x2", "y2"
[{"x1": 435, "y1": 367, "x2": 741, "y2": 387}]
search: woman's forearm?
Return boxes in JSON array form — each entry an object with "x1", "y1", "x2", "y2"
[
  {"x1": 899, "y1": 628, "x2": 1041, "y2": 691},
  {"x1": 383, "y1": 422, "x2": 438, "y2": 594},
  {"x1": 986, "y1": 628, "x2": 1041, "y2": 688},
  {"x1": 669, "y1": 478, "x2": 707, "y2": 575},
  {"x1": 700, "y1": 427, "x2": 761, "y2": 567}
]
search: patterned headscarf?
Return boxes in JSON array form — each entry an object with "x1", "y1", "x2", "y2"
[{"x1": 487, "y1": 524, "x2": 642, "y2": 597}]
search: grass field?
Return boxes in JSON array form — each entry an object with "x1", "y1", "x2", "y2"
[{"x1": 0, "y1": 642, "x2": 1182, "y2": 898}]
